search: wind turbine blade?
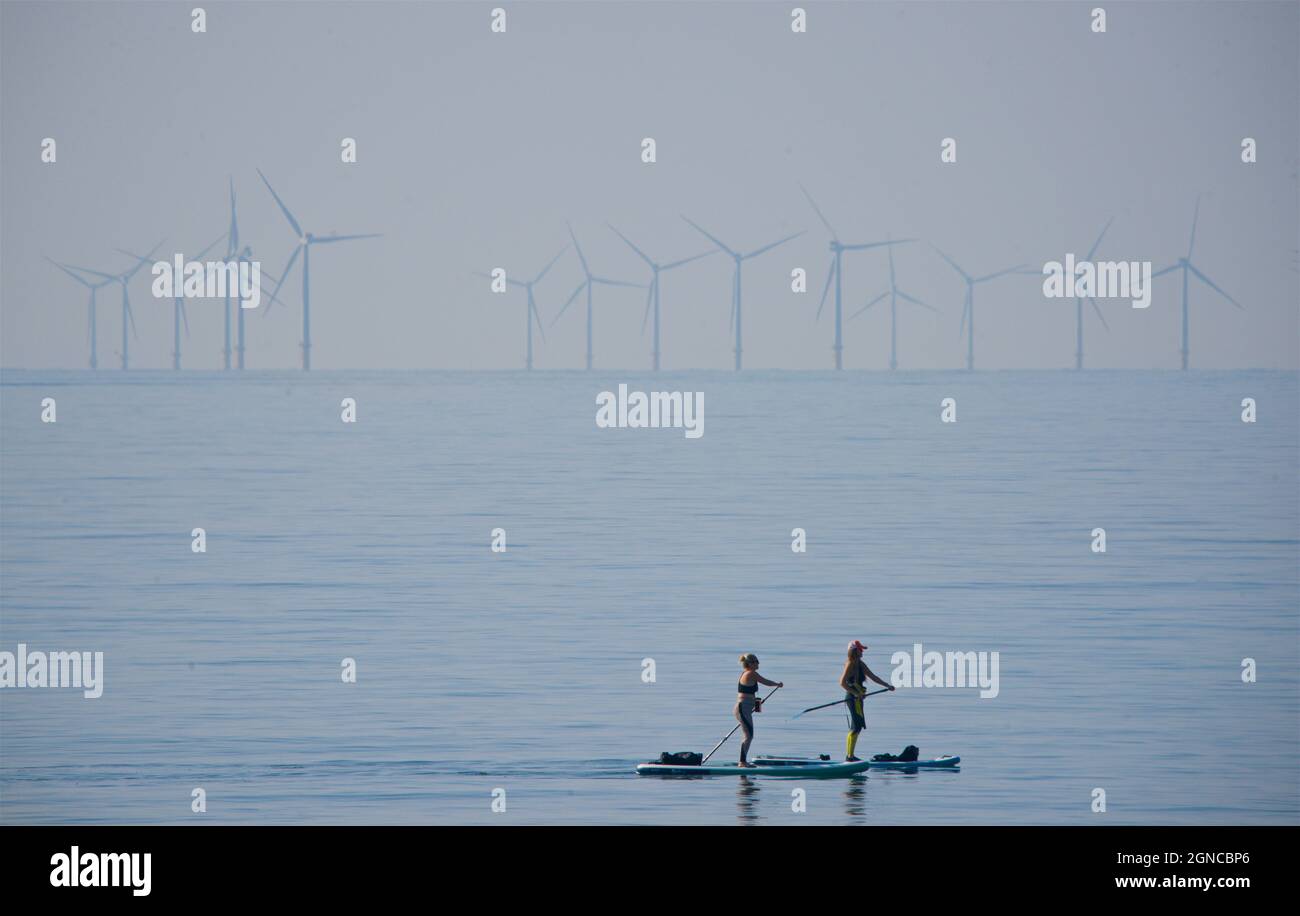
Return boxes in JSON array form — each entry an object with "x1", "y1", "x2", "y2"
[
  {"x1": 681, "y1": 216, "x2": 737, "y2": 257},
  {"x1": 931, "y1": 245, "x2": 971, "y2": 282},
  {"x1": 1151, "y1": 263, "x2": 1181, "y2": 279},
  {"x1": 551, "y1": 281, "x2": 586, "y2": 326},
  {"x1": 255, "y1": 263, "x2": 284, "y2": 308},
  {"x1": 840, "y1": 237, "x2": 916, "y2": 252},
  {"x1": 195, "y1": 233, "x2": 227, "y2": 261},
  {"x1": 976, "y1": 264, "x2": 1029, "y2": 283},
  {"x1": 54, "y1": 259, "x2": 115, "y2": 282},
  {"x1": 850, "y1": 290, "x2": 888, "y2": 321},
  {"x1": 958, "y1": 290, "x2": 970, "y2": 339},
  {"x1": 815, "y1": 256, "x2": 835, "y2": 321},
  {"x1": 125, "y1": 296, "x2": 138, "y2": 339},
  {"x1": 1086, "y1": 217, "x2": 1114, "y2": 260},
  {"x1": 744, "y1": 230, "x2": 804, "y2": 260},
  {"x1": 46, "y1": 257, "x2": 95, "y2": 287},
  {"x1": 264, "y1": 245, "x2": 302, "y2": 316},
  {"x1": 311, "y1": 233, "x2": 382, "y2": 244},
  {"x1": 181, "y1": 300, "x2": 191, "y2": 337},
  {"x1": 661, "y1": 249, "x2": 715, "y2": 271},
  {"x1": 1089, "y1": 297, "x2": 1110, "y2": 332},
  {"x1": 121, "y1": 240, "x2": 165, "y2": 280},
  {"x1": 640, "y1": 281, "x2": 654, "y2": 336},
  {"x1": 228, "y1": 176, "x2": 239, "y2": 255},
  {"x1": 257, "y1": 169, "x2": 303, "y2": 237},
  {"x1": 1187, "y1": 195, "x2": 1201, "y2": 260},
  {"x1": 1187, "y1": 262, "x2": 1244, "y2": 309},
  {"x1": 729, "y1": 270, "x2": 737, "y2": 333},
  {"x1": 531, "y1": 298, "x2": 547, "y2": 343},
  {"x1": 898, "y1": 290, "x2": 938, "y2": 313},
  {"x1": 798, "y1": 184, "x2": 838, "y2": 240},
  {"x1": 533, "y1": 246, "x2": 568, "y2": 284},
  {"x1": 566, "y1": 222, "x2": 590, "y2": 277},
  {"x1": 593, "y1": 277, "x2": 645, "y2": 289},
  {"x1": 607, "y1": 224, "x2": 654, "y2": 268}
]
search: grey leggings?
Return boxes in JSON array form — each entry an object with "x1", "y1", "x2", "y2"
[{"x1": 734, "y1": 696, "x2": 757, "y2": 762}]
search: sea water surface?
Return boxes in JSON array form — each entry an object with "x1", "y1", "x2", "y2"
[{"x1": 1, "y1": 370, "x2": 1297, "y2": 825}]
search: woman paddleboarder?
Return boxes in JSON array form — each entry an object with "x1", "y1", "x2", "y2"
[
  {"x1": 735, "y1": 654, "x2": 783, "y2": 767},
  {"x1": 841, "y1": 640, "x2": 893, "y2": 761}
]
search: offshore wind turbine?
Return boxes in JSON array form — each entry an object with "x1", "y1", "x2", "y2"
[
  {"x1": 223, "y1": 178, "x2": 242, "y2": 369},
  {"x1": 258, "y1": 169, "x2": 382, "y2": 371},
  {"x1": 850, "y1": 240, "x2": 938, "y2": 370},
  {"x1": 63, "y1": 242, "x2": 164, "y2": 370},
  {"x1": 681, "y1": 216, "x2": 803, "y2": 371},
  {"x1": 222, "y1": 179, "x2": 286, "y2": 369},
  {"x1": 1151, "y1": 197, "x2": 1244, "y2": 370},
  {"x1": 551, "y1": 223, "x2": 645, "y2": 370},
  {"x1": 932, "y1": 246, "x2": 1027, "y2": 371},
  {"x1": 1066, "y1": 218, "x2": 1115, "y2": 370},
  {"x1": 476, "y1": 246, "x2": 566, "y2": 369},
  {"x1": 607, "y1": 225, "x2": 713, "y2": 371},
  {"x1": 117, "y1": 234, "x2": 225, "y2": 371},
  {"x1": 800, "y1": 185, "x2": 911, "y2": 370},
  {"x1": 46, "y1": 257, "x2": 114, "y2": 369}
]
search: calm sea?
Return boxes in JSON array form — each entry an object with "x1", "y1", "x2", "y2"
[{"x1": 1, "y1": 369, "x2": 1297, "y2": 824}]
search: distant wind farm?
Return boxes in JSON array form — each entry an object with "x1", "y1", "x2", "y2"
[{"x1": 46, "y1": 181, "x2": 1252, "y2": 373}]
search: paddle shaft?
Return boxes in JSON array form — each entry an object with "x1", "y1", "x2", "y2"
[
  {"x1": 797, "y1": 687, "x2": 892, "y2": 716},
  {"x1": 702, "y1": 685, "x2": 781, "y2": 764}
]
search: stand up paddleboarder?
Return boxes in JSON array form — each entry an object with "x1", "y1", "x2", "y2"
[
  {"x1": 841, "y1": 640, "x2": 893, "y2": 761},
  {"x1": 735, "y1": 653, "x2": 783, "y2": 767}
]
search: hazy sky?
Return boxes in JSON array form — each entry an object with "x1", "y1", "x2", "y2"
[{"x1": 2, "y1": 0, "x2": 1297, "y2": 370}]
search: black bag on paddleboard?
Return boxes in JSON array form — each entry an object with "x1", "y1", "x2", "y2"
[
  {"x1": 658, "y1": 751, "x2": 703, "y2": 766},
  {"x1": 871, "y1": 744, "x2": 920, "y2": 763}
]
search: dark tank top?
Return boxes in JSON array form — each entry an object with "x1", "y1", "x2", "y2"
[
  {"x1": 848, "y1": 661, "x2": 865, "y2": 689},
  {"x1": 737, "y1": 680, "x2": 757, "y2": 695}
]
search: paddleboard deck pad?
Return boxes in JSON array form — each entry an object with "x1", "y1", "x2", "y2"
[
  {"x1": 636, "y1": 759, "x2": 873, "y2": 778},
  {"x1": 757, "y1": 754, "x2": 961, "y2": 769}
]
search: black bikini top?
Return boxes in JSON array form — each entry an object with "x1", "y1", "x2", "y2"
[{"x1": 737, "y1": 680, "x2": 758, "y2": 695}]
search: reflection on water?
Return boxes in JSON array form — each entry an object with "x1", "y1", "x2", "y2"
[
  {"x1": 735, "y1": 776, "x2": 763, "y2": 823},
  {"x1": 842, "y1": 777, "x2": 869, "y2": 818}
]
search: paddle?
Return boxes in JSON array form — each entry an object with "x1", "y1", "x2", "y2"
[
  {"x1": 701, "y1": 685, "x2": 781, "y2": 764},
  {"x1": 792, "y1": 687, "x2": 892, "y2": 719}
]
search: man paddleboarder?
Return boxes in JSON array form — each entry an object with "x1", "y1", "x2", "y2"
[{"x1": 841, "y1": 640, "x2": 894, "y2": 761}]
